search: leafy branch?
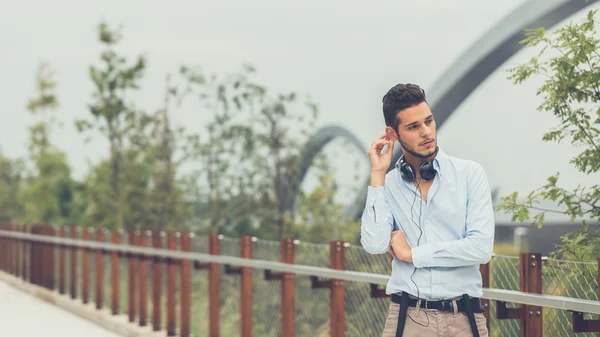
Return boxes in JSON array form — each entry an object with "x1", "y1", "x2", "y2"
[{"x1": 496, "y1": 9, "x2": 600, "y2": 260}]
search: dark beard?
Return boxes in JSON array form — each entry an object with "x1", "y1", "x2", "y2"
[{"x1": 400, "y1": 142, "x2": 438, "y2": 159}]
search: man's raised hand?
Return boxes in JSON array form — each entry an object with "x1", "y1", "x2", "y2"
[{"x1": 368, "y1": 133, "x2": 394, "y2": 173}]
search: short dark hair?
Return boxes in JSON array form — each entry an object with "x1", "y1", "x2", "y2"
[{"x1": 382, "y1": 83, "x2": 427, "y2": 132}]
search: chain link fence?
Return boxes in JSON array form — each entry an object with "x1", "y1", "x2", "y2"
[
  {"x1": 344, "y1": 244, "x2": 391, "y2": 336},
  {"x1": 294, "y1": 241, "x2": 331, "y2": 336},
  {"x1": 542, "y1": 258, "x2": 598, "y2": 337},
  {"x1": 188, "y1": 235, "x2": 600, "y2": 337},
  {"x1": 209, "y1": 237, "x2": 599, "y2": 337},
  {"x1": 251, "y1": 239, "x2": 282, "y2": 336},
  {"x1": 488, "y1": 255, "x2": 521, "y2": 337},
  {"x1": 36, "y1": 227, "x2": 600, "y2": 337}
]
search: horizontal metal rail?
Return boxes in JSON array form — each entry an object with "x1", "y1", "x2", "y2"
[{"x1": 1, "y1": 229, "x2": 599, "y2": 315}]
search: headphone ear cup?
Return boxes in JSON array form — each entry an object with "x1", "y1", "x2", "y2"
[
  {"x1": 400, "y1": 162, "x2": 414, "y2": 182},
  {"x1": 419, "y1": 161, "x2": 436, "y2": 181}
]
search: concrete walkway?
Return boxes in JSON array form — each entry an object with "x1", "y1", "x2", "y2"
[{"x1": 0, "y1": 280, "x2": 122, "y2": 337}]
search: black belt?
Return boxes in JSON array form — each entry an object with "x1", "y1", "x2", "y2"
[
  {"x1": 391, "y1": 292, "x2": 482, "y2": 337},
  {"x1": 391, "y1": 293, "x2": 484, "y2": 313}
]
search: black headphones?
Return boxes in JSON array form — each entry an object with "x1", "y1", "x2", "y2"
[{"x1": 399, "y1": 150, "x2": 437, "y2": 182}]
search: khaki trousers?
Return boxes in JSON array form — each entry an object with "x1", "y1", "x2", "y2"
[{"x1": 382, "y1": 302, "x2": 489, "y2": 337}]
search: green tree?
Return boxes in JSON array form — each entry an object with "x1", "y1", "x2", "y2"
[
  {"x1": 143, "y1": 70, "x2": 201, "y2": 231},
  {"x1": 185, "y1": 64, "x2": 264, "y2": 235},
  {"x1": 25, "y1": 62, "x2": 58, "y2": 156},
  {"x1": 75, "y1": 22, "x2": 146, "y2": 229},
  {"x1": 18, "y1": 62, "x2": 78, "y2": 226},
  {"x1": 294, "y1": 153, "x2": 361, "y2": 244},
  {"x1": 182, "y1": 63, "x2": 360, "y2": 243},
  {"x1": 247, "y1": 91, "x2": 320, "y2": 240},
  {"x1": 0, "y1": 151, "x2": 24, "y2": 222},
  {"x1": 495, "y1": 8, "x2": 600, "y2": 261}
]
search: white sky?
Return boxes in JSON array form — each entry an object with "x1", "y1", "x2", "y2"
[{"x1": 1, "y1": 0, "x2": 599, "y2": 222}]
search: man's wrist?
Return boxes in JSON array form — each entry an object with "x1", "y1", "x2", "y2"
[
  {"x1": 401, "y1": 248, "x2": 412, "y2": 263},
  {"x1": 390, "y1": 242, "x2": 412, "y2": 263},
  {"x1": 370, "y1": 171, "x2": 386, "y2": 186}
]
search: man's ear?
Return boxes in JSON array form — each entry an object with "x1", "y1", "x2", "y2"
[{"x1": 385, "y1": 126, "x2": 397, "y2": 141}]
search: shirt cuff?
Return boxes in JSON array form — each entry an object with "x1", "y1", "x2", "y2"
[
  {"x1": 411, "y1": 244, "x2": 433, "y2": 268},
  {"x1": 366, "y1": 186, "x2": 385, "y2": 207}
]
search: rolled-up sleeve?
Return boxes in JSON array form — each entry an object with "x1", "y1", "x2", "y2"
[{"x1": 360, "y1": 186, "x2": 394, "y2": 254}]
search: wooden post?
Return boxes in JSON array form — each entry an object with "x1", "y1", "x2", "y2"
[
  {"x1": 480, "y1": 262, "x2": 490, "y2": 332},
  {"x1": 497, "y1": 253, "x2": 541, "y2": 337},
  {"x1": 139, "y1": 230, "x2": 150, "y2": 327},
  {"x1": 9, "y1": 224, "x2": 14, "y2": 276},
  {"x1": 70, "y1": 227, "x2": 78, "y2": 299},
  {"x1": 7, "y1": 224, "x2": 12, "y2": 275},
  {"x1": 111, "y1": 229, "x2": 121, "y2": 315},
  {"x1": 37, "y1": 225, "x2": 43, "y2": 287},
  {"x1": 11, "y1": 224, "x2": 21, "y2": 277},
  {"x1": 59, "y1": 226, "x2": 66, "y2": 294},
  {"x1": 524, "y1": 253, "x2": 542, "y2": 337},
  {"x1": 329, "y1": 241, "x2": 345, "y2": 337},
  {"x1": 166, "y1": 232, "x2": 178, "y2": 337},
  {"x1": 128, "y1": 230, "x2": 139, "y2": 322},
  {"x1": 222, "y1": 236, "x2": 253, "y2": 336},
  {"x1": 281, "y1": 238, "x2": 296, "y2": 337},
  {"x1": 6, "y1": 223, "x2": 11, "y2": 275},
  {"x1": 30, "y1": 225, "x2": 38, "y2": 287},
  {"x1": 209, "y1": 234, "x2": 220, "y2": 337},
  {"x1": 11, "y1": 224, "x2": 16, "y2": 275},
  {"x1": 95, "y1": 228, "x2": 105, "y2": 309},
  {"x1": 152, "y1": 231, "x2": 163, "y2": 331},
  {"x1": 82, "y1": 227, "x2": 91, "y2": 304},
  {"x1": 22, "y1": 225, "x2": 28, "y2": 282},
  {"x1": 29, "y1": 225, "x2": 37, "y2": 286},
  {"x1": 16, "y1": 224, "x2": 22, "y2": 278},
  {"x1": 3, "y1": 224, "x2": 8, "y2": 273},
  {"x1": 14, "y1": 224, "x2": 19, "y2": 276},
  {"x1": 180, "y1": 233, "x2": 192, "y2": 337},
  {"x1": 13, "y1": 224, "x2": 18, "y2": 276},
  {"x1": 0, "y1": 224, "x2": 4, "y2": 272},
  {"x1": 240, "y1": 236, "x2": 253, "y2": 337},
  {"x1": 2, "y1": 224, "x2": 7, "y2": 273},
  {"x1": 46, "y1": 225, "x2": 56, "y2": 290},
  {"x1": 4, "y1": 224, "x2": 11, "y2": 273},
  {"x1": 10, "y1": 224, "x2": 16, "y2": 277}
]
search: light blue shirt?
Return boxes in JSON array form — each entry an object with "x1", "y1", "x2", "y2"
[{"x1": 360, "y1": 147, "x2": 495, "y2": 300}]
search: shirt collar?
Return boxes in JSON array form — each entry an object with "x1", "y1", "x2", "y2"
[{"x1": 433, "y1": 147, "x2": 446, "y2": 178}]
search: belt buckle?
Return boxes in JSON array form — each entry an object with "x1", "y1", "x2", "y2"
[{"x1": 424, "y1": 300, "x2": 437, "y2": 311}]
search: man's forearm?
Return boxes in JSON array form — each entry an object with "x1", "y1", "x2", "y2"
[
  {"x1": 411, "y1": 163, "x2": 496, "y2": 268},
  {"x1": 360, "y1": 185, "x2": 393, "y2": 255},
  {"x1": 411, "y1": 231, "x2": 494, "y2": 268}
]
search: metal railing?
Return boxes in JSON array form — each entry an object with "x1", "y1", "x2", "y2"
[{"x1": 0, "y1": 224, "x2": 599, "y2": 337}]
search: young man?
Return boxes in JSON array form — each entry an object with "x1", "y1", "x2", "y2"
[{"x1": 360, "y1": 83, "x2": 495, "y2": 337}]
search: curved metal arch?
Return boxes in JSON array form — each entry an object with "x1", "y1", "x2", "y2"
[
  {"x1": 296, "y1": 0, "x2": 598, "y2": 218},
  {"x1": 284, "y1": 124, "x2": 369, "y2": 212}
]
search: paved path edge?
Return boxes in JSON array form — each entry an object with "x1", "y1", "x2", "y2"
[{"x1": 0, "y1": 271, "x2": 165, "y2": 337}]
